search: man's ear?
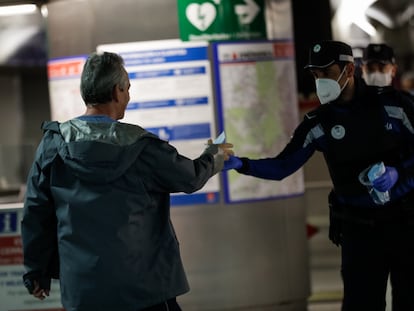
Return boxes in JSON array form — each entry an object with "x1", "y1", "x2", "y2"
[
  {"x1": 112, "y1": 85, "x2": 121, "y2": 102},
  {"x1": 391, "y1": 64, "x2": 398, "y2": 78},
  {"x1": 346, "y1": 62, "x2": 355, "y2": 77}
]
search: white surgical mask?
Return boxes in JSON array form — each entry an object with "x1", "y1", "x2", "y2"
[
  {"x1": 315, "y1": 66, "x2": 349, "y2": 105},
  {"x1": 363, "y1": 71, "x2": 393, "y2": 87}
]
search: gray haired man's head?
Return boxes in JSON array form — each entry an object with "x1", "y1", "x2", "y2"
[{"x1": 80, "y1": 52, "x2": 128, "y2": 105}]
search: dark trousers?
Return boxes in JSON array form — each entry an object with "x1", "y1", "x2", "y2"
[
  {"x1": 140, "y1": 298, "x2": 182, "y2": 311},
  {"x1": 340, "y1": 218, "x2": 414, "y2": 311}
]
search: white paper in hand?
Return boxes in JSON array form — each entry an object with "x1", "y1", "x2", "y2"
[{"x1": 213, "y1": 131, "x2": 226, "y2": 144}]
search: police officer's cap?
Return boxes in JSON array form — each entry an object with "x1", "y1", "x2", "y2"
[
  {"x1": 362, "y1": 43, "x2": 395, "y2": 64},
  {"x1": 305, "y1": 40, "x2": 354, "y2": 69}
]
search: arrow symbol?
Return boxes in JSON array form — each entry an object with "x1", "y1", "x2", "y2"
[{"x1": 235, "y1": 0, "x2": 260, "y2": 25}]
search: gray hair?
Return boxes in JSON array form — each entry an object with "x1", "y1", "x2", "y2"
[{"x1": 80, "y1": 51, "x2": 128, "y2": 105}]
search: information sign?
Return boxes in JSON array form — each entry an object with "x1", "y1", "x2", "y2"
[
  {"x1": 0, "y1": 206, "x2": 64, "y2": 311},
  {"x1": 48, "y1": 56, "x2": 88, "y2": 121},
  {"x1": 213, "y1": 40, "x2": 304, "y2": 203}
]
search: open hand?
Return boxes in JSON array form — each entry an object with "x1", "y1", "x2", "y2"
[{"x1": 207, "y1": 139, "x2": 234, "y2": 160}]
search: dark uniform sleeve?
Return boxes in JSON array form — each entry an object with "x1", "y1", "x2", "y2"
[
  {"x1": 236, "y1": 114, "x2": 321, "y2": 180},
  {"x1": 385, "y1": 93, "x2": 414, "y2": 198}
]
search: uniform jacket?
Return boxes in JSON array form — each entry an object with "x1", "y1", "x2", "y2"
[
  {"x1": 21, "y1": 117, "x2": 224, "y2": 311},
  {"x1": 237, "y1": 78, "x2": 414, "y2": 207}
]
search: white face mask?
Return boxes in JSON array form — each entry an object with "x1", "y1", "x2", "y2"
[
  {"x1": 363, "y1": 71, "x2": 393, "y2": 87},
  {"x1": 315, "y1": 66, "x2": 349, "y2": 105}
]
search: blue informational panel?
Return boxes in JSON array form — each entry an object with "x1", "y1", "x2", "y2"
[
  {"x1": 97, "y1": 39, "x2": 220, "y2": 206},
  {"x1": 213, "y1": 40, "x2": 305, "y2": 203},
  {"x1": 0, "y1": 211, "x2": 18, "y2": 234},
  {"x1": 0, "y1": 206, "x2": 63, "y2": 311}
]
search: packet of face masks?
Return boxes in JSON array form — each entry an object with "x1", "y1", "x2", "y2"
[
  {"x1": 358, "y1": 162, "x2": 390, "y2": 205},
  {"x1": 213, "y1": 131, "x2": 225, "y2": 144}
]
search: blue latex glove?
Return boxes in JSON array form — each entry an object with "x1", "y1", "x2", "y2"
[
  {"x1": 223, "y1": 155, "x2": 242, "y2": 171},
  {"x1": 372, "y1": 166, "x2": 398, "y2": 192}
]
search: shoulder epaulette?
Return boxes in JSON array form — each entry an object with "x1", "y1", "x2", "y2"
[{"x1": 305, "y1": 109, "x2": 318, "y2": 120}]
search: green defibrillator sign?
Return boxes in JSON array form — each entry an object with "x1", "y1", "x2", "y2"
[{"x1": 177, "y1": 0, "x2": 267, "y2": 41}]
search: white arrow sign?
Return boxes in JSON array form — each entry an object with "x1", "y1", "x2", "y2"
[{"x1": 235, "y1": 0, "x2": 260, "y2": 25}]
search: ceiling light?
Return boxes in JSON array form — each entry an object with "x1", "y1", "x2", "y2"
[
  {"x1": 0, "y1": 4, "x2": 37, "y2": 17},
  {"x1": 333, "y1": 0, "x2": 378, "y2": 36}
]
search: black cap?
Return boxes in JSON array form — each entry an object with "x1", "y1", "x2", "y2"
[
  {"x1": 362, "y1": 43, "x2": 395, "y2": 64},
  {"x1": 305, "y1": 40, "x2": 354, "y2": 69}
]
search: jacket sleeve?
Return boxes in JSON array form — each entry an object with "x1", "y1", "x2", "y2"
[
  {"x1": 138, "y1": 138, "x2": 224, "y2": 194},
  {"x1": 387, "y1": 92, "x2": 414, "y2": 200},
  {"x1": 21, "y1": 135, "x2": 60, "y2": 288}
]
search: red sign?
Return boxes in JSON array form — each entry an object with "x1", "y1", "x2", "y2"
[
  {"x1": 0, "y1": 236, "x2": 23, "y2": 265},
  {"x1": 48, "y1": 59, "x2": 85, "y2": 79},
  {"x1": 272, "y1": 41, "x2": 295, "y2": 58}
]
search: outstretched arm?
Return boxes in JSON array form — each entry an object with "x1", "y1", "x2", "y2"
[{"x1": 223, "y1": 118, "x2": 319, "y2": 180}]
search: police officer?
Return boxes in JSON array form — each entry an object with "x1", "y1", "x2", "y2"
[
  {"x1": 361, "y1": 43, "x2": 397, "y2": 87},
  {"x1": 223, "y1": 40, "x2": 414, "y2": 311}
]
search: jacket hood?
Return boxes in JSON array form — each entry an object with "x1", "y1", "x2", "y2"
[{"x1": 42, "y1": 119, "x2": 156, "y2": 184}]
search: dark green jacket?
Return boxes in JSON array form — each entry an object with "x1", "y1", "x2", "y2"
[{"x1": 22, "y1": 118, "x2": 223, "y2": 311}]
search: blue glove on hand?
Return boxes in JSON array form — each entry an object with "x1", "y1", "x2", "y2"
[
  {"x1": 223, "y1": 155, "x2": 242, "y2": 171},
  {"x1": 372, "y1": 166, "x2": 398, "y2": 192}
]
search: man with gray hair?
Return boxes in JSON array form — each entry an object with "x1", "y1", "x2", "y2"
[{"x1": 21, "y1": 51, "x2": 233, "y2": 311}]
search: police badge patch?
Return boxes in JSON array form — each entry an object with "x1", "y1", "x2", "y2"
[{"x1": 331, "y1": 125, "x2": 345, "y2": 139}]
